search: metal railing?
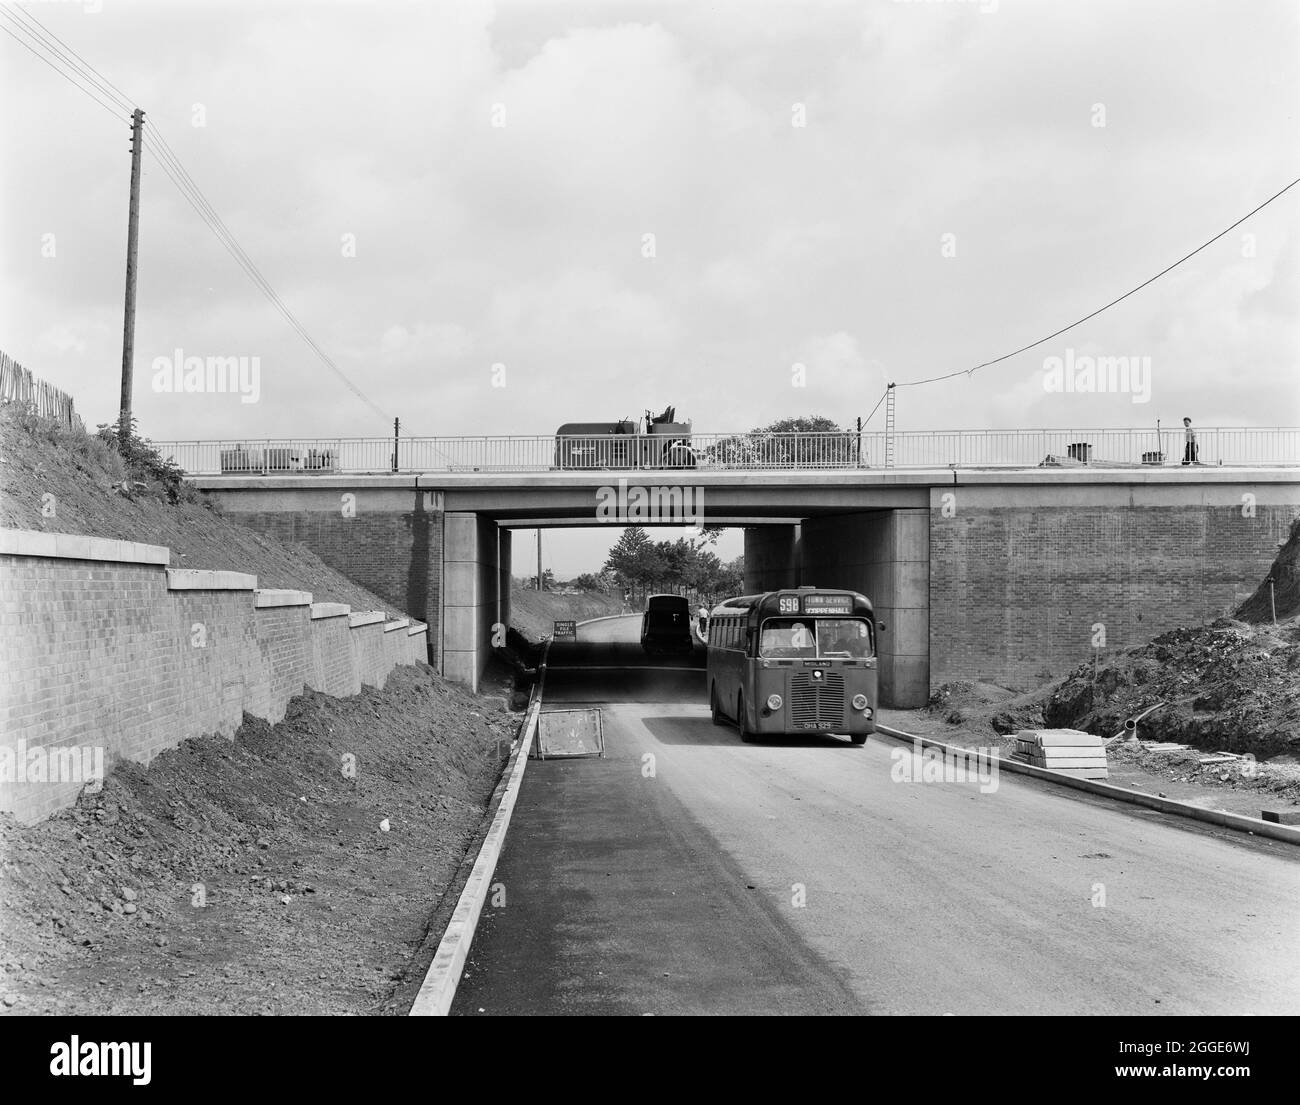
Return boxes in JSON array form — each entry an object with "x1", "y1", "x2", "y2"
[{"x1": 150, "y1": 427, "x2": 1300, "y2": 476}]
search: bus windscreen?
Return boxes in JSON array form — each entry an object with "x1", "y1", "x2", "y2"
[{"x1": 758, "y1": 618, "x2": 873, "y2": 659}]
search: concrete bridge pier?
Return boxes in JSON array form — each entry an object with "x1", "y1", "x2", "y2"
[
  {"x1": 799, "y1": 510, "x2": 930, "y2": 709},
  {"x1": 440, "y1": 513, "x2": 509, "y2": 691},
  {"x1": 742, "y1": 524, "x2": 800, "y2": 590}
]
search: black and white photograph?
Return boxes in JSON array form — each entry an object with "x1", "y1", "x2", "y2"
[{"x1": 1, "y1": 0, "x2": 1297, "y2": 1074}]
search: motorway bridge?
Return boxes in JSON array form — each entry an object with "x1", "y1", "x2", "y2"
[{"x1": 158, "y1": 426, "x2": 1300, "y2": 708}]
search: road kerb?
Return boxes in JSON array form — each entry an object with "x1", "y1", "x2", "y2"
[
  {"x1": 874, "y1": 724, "x2": 1300, "y2": 848},
  {"x1": 408, "y1": 691, "x2": 542, "y2": 1016}
]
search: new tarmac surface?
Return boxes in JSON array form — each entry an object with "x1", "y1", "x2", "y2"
[{"x1": 451, "y1": 616, "x2": 1300, "y2": 1015}]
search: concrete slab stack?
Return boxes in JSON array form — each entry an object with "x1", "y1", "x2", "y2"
[{"x1": 1013, "y1": 728, "x2": 1109, "y2": 779}]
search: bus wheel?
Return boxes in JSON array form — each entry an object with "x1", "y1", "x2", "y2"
[
  {"x1": 710, "y1": 683, "x2": 725, "y2": 726},
  {"x1": 738, "y1": 692, "x2": 758, "y2": 744},
  {"x1": 850, "y1": 733, "x2": 868, "y2": 746}
]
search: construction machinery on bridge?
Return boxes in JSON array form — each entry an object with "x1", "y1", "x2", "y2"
[{"x1": 553, "y1": 405, "x2": 696, "y2": 470}]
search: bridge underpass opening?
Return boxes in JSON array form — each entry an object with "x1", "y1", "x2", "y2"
[
  {"x1": 499, "y1": 519, "x2": 724, "y2": 707},
  {"x1": 478, "y1": 514, "x2": 928, "y2": 713}
]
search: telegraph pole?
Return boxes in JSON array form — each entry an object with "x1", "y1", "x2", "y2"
[
  {"x1": 118, "y1": 108, "x2": 145, "y2": 451},
  {"x1": 536, "y1": 529, "x2": 542, "y2": 591}
]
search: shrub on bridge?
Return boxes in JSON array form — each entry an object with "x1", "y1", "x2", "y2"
[{"x1": 95, "y1": 416, "x2": 197, "y2": 505}]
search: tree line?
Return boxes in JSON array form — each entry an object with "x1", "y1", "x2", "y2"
[{"x1": 591, "y1": 527, "x2": 744, "y2": 608}]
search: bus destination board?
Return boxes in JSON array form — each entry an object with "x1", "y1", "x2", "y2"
[{"x1": 802, "y1": 593, "x2": 853, "y2": 614}]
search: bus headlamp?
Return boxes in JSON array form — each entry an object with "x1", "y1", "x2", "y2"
[
  {"x1": 851, "y1": 694, "x2": 869, "y2": 711},
  {"x1": 766, "y1": 694, "x2": 783, "y2": 711}
]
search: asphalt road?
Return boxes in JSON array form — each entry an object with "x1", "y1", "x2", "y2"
[{"x1": 451, "y1": 615, "x2": 1300, "y2": 1015}]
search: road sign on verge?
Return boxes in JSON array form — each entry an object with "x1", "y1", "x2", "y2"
[{"x1": 552, "y1": 620, "x2": 577, "y2": 641}]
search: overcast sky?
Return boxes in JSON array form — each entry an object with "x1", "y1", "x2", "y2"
[{"x1": 2, "y1": 0, "x2": 1297, "y2": 574}]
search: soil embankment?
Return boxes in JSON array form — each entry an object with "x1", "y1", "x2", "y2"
[
  {"x1": 509, "y1": 582, "x2": 622, "y2": 642},
  {"x1": 0, "y1": 665, "x2": 516, "y2": 1015}
]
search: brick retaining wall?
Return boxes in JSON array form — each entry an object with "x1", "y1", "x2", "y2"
[{"x1": 0, "y1": 528, "x2": 428, "y2": 824}]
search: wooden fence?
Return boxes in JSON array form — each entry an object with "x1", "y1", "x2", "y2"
[{"x1": 0, "y1": 351, "x2": 82, "y2": 429}]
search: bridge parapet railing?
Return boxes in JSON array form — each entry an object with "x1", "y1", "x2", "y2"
[
  {"x1": 150, "y1": 427, "x2": 1299, "y2": 476},
  {"x1": 865, "y1": 427, "x2": 1300, "y2": 468}
]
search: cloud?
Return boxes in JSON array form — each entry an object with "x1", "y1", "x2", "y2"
[{"x1": 0, "y1": 0, "x2": 1294, "y2": 443}]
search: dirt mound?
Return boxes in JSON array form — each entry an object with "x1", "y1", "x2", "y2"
[
  {"x1": 0, "y1": 665, "x2": 516, "y2": 1015},
  {"x1": 1236, "y1": 515, "x2": 1300, "y2": 623},
  {"x1": 1043, "y1": 619, "x2": 1300, "y2": 758},
  {"x1": 926, "y1": 680, "x2": 1047, "y2": 736},
  {"x1": 510, "y1": 582, "x2": 623, "y2": 642},
  {"x1": 0, "y1": 405, "x2": 404, "y2": 617}
]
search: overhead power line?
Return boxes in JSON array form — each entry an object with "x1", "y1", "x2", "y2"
[
  {"x1": 0, "y1": 9, "x2": 129, "y2": 121},
  {"x1": 4, "y1": 2, "x2": 135, "y2": 110},
  {"x1": 1, "y1": 2, "x2": 390, "y2": 425},
  {"x1": 897, "y1": 175, "x2": 1300, "y2": 390},
  {"x1": 139, "y1": 129, "x2": 390, "y2": 422}
]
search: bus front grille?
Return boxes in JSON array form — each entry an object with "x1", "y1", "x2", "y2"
[{"x1": 789, "y1": 671, "x2": 845, "y2": 728}]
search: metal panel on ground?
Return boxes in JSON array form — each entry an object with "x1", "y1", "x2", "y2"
[{"x1": 536, "y1": 709, "x2": 604, "y2": 759}]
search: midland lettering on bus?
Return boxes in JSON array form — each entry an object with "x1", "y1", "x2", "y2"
[{"x1": 706, "y1": 587, "x2": 878, "y2": 745}]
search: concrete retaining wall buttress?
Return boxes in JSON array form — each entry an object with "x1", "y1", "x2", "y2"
[{"x1": 0, "y1": 528, "x2": 427, "y2": 825}]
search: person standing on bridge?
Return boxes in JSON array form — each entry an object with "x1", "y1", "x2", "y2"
[{"x1": 1181, "y1": 417, "x2": 1199, "y2": 466}]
